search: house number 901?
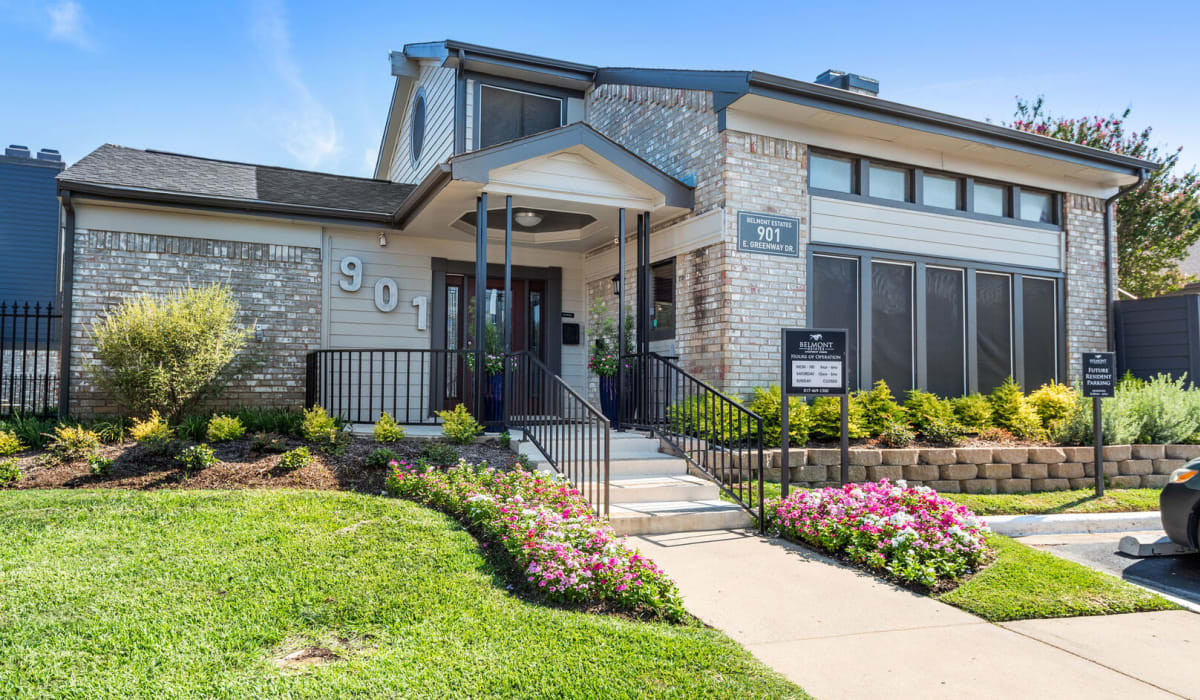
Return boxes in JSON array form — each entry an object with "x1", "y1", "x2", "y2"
[{"x1": 339, "y1": 256, "x2": 402, "y2": 314}]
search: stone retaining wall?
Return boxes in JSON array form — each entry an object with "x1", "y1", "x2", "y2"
[{"x1": 761, "y1": 444, "x2": 1200, "y2": 493}]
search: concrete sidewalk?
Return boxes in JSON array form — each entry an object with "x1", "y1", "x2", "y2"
[{"x1": 631, "y1": 529, "x2": 1200, "y2": 699}]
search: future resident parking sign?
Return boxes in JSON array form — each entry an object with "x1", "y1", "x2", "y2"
[{"x1": 781, "y1": 328, "x2": 848, "y2": 396}]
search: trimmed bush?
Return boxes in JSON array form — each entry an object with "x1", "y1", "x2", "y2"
[
  {"x1": 923, "y1": 418, "x2": 965, "y2": 447},
  {"x1": 903, "y1": 390, "x2": 955, "y2": 436},
  {"x1": 88, "y1": 283, "x2": 252, "y2": 419},
  {"x1": 809, "y1": 396, "x2": 868, "y2": 442},
  {"x1": 278, "y1": 446, "x2": 312, "y2": 471},
  {"x1": 0, "y1": 429, "x2": 25, "y2": 456},
  {"x1": 373, "y1": 413, "x2": 406, "y2": 443},
  {"x1": 421, "y1": 441, "x2": 460, "y2": 468},
  {"x1": 0, "y1": 457, "x2": 19, "y2": 486},
  {"x1": 853, "y1": 381, "x2": 906, "y2": 437},
  {"x1": 437, "y1": 404, "x2": 484, "y2": 445},
  {"x1": 747, "y1": 384, "x2": 809, "y2": 447},
  {"x1": 1027, "y1": 381, "x2": 1078, "y2": 432},
  {"x1": 206, "y1": 414, "x2": 246, "y2": 443},
  {"x1": 130, "y1": 411, "x2": 177, "y2": 456},
  {"x1": 175, "y1": 444, "x2": 217, "y2": 475},
  {"x1": 667, "y1": 396, "x2": 752, "y2": 446},
  {"x1": 44, "y1": 425, "x2": 101, "y2": 464},
  {"x1": 366, "y1": 447, "x2": 400, "y2": 470},
  {"x1": 988, "y1": 378, "x2": 1043, "y2": 440},
  {"x1": 878, "y1": 419, "x2": 916, "y2": 448},
  {"x1": 301, "y1": 405, "x2": 349, "y2": 454},
  {"x1": 951, "y1": 394, "x2": 993, "y2": 433}
]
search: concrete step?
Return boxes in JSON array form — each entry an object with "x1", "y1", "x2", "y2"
[
  {"x1": 582, "y1": 474, "x2": 719, "y2": 504},
  {"x1": 609, "y1": 500, "x2": 753, "y2": 536}
]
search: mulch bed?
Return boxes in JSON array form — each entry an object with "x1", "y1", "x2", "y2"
[{"x1": 8, "y1": 436, "x2": 516, "y2": 495}]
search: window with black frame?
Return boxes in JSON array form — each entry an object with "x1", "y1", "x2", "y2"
[
  {"x1": 976, "y1": 272, "x2": 1013, "y2": 393},
  {"x1": 811, "y1": 254, "x2": 860, "y2": 390},
  {"x1": 478, "y1": 85, "x2": 563, "y2": 149},
  {"x1": 649, "y1": 259, "x2": 675, "y2": 341},
  {"x1": 870, "y1": 261, "x2": 915, "y2": 393}
]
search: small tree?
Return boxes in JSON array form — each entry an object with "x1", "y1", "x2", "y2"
[
  {"x1": 89, "y1": 284, "x2": 252, "y2": 419},
  {"x1": 1007, "y1": 97, "x2": 1200, "y2": 297}
]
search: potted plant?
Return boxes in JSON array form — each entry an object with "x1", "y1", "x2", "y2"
[
  {"x1": 465, "y1": 321, "x2": 505, "y2": 424},
  {"x1": 588, "y1": 300, "x2": 634, "y2": 428}
]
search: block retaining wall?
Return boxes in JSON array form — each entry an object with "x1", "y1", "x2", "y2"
[{"x1": 753, "y1": 444, "x2": 1197, "y2": 493}]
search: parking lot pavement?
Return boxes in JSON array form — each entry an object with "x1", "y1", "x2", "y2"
[{"x1": 1020, "y1": 531, "x2": 1200, "y2": 608}]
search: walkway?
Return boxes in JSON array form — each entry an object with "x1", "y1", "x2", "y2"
[{"x1": 631, "y1": 529, "x2": 1200, "y2": 699}]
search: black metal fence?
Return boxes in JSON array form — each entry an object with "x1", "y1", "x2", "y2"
[
  {"x1": 620, "y1": 352, "x2": 764, "y2": 526},
  {"x1": 0, "y1": 301, "x2": 61, "y2": 418}
]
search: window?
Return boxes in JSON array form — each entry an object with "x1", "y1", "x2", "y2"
[
  {"x1": 871, "y1": 261, "x2": 915, "y2": 393},
  {"x1": 812, "y1": 254, "x2": 860, "y2": 390},
  {"x1": 976, "y1": 272, "x2": 1013, "y2": 393},
  {"x1": 1019, "y1": 190, "x2": 1055, "y2": 224},
  {"x1": 478, "y1": 85, "x2": 562, "y2": 149},
  {"x1": 410, "y1": 89, "x2": 426, "y2": 166},
  {"x1": 869, "y1": 164, "x2": 908, "y2": 202},
  {"x1": 923, "y1": 173, "x2": 960, "y2": 210},
  {"x1": 926, "y1": 266, "x2": 966, "y2": 397},
  {"x1": 810, "y1": 153, "x2": 854, "y2": 193},
  {"x1": 973, "y1": 182, "x2": 1007, "y2": 217},
  {"x1": 649, "y1": 259, "x2": 675, "y2": 341},
  {"x1": 1022, "y1": 277, "x2": 1058, "y2": 387}
]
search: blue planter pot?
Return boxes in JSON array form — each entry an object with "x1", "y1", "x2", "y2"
[
  {"x1": 598, "y1": 375, "x2": 618, "y2": 428},
  {"x1": 484, "y1": 373, "x2": 505, "y2": 425}
]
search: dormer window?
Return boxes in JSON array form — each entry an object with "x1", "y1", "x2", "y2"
[{"x1": 478, "y1": 85, "x2": 563, "y2": 149}]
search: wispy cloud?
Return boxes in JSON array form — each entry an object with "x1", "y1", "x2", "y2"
[
  {"x1": 251, "y1": 0, "x2": 340, "y2": 169},
  {"x1": 46, "y1": 0, "x2": 93, "y2": 50}
]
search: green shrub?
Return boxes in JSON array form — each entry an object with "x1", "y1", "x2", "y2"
[
  {"x1": 175, "y1": 444, "x2": 217, "y2": 475},
  {"x1": 1027, "y1": 381, "x2": 1079, "y2": 432},
  {"x1": 513, "y1": 453, "x2": 534, "y2": 471},
  {"x1": 278, "y1": 446, "x2": 312, "y2": 471},
  {"x1": 236, "y1": 407, "x2": 305, "y2": 437},
  {"x1": 923, "y1": 418, "x2": 965, "y2": 447},
  {"x1": 978, "y1": 426, "x2": 1017, "y2": 444},
  {"x1": 301, "y1": 405, "x2": 349, "y2": 454},
  {"x1": 667, "y1": 396, "x2": 756, "y2": 446},
  {"x1": 88, "y1": 453, "x2": 113, "y2": 476},
  {"x1": 130, "y1": 411, "x2": 177, "y2": 455},
  {"x1": 88, "y1": 283, "x2": 253, "y2": 419},
  {"x1": 86, "y1": 416, "x2": 132, "y2": 444},
  {"x1": 366, "y1": 447, "x2": 400, "y2": 470},
  {"x1": 206, "y1": 414, "x2": 246, "y2": 443},
  {"x1": 877, "y1": 419, "x2": 915, "y2": 448},
  {"x1": 373, "y1": 413, "x2": 406, "y2": 443},
  {"x1": 808, "y1": 396, "x2": 868, "y2": 442},
  {"x1": 747, "y1": 384, "x2": 809, "y2": 447},
  {"x1": 0, "y1": 457, "x2": 19, "y2": 486},
  {"x1": 0, "y1": 414, "x2": 57, "y2": 450},
  {"x1": 903, "y1": 390, "x2": 955, "y2": 436},
  {"x1": 436, "y1": 404, "x2": 484, "y2": 445},
  {"x1": 499, "y1": 430, "x2": 511, "y2": 449},
  {"x1": 174, "y1": 413, "x2": 210, "y2": 442},
  {"x1": 249, "y1": 432, "x2": 290, "y2": 455},
  {"x1": 853, "y1": 381, "x2": 906, "y2": 437},
  {"x1": 44, "y1": 425, "x2": 101, "y2": 464},
  {"x1": 421, "y1": 441, "x2": 460, "y2": 467},
  {"x1": 0, "y1": 429, "x2": 25, "y2": 456},
  {"x1": 988, "y1": 378, "x2": 1043, "y2": 440},
  {"x1": 1056, "y1": 373, "x2": 1200, "y2": 446},
  {"x1": 951, "y1": 394, "x2": 993, "y2": 433}
]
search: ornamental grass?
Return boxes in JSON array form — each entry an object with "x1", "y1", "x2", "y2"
[
  {"x1": 386, "y1": 460, "x2": 686, "y2": 621},
  {"x1": 770, "y1": 479, "x2": 991, "y2": 588}
]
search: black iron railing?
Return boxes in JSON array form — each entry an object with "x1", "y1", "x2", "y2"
[
  {"x1": 620, "y1": 352, "x2": 764, "y2": 526},
  {"x1": 507, "y1": 351, "x2": 610, "y2": 517},
  {"x1": 0, "y1": 301, "x2": 61, "y2": 418},
  {"x1": 305, "y1": 348, "x2": 505, "y2": 427}
]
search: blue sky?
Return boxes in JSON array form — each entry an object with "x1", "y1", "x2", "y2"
[{"x1": 2, "y1": 0, "x2": 1198, "y2": 178}]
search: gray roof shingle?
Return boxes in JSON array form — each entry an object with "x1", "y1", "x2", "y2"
[{"x1": 59, "y1": 144, "x2": 415, "y2": 219}]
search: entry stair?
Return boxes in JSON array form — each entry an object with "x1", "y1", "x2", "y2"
[{"x1": 512, "y1": 430, "x2": 752, "y2": 536}]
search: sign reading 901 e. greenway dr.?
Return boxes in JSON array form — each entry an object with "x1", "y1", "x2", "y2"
[
  {"x1": 737, "y1": 211, "x2": 800, "y2": 257},
  {"x1": 781, "y1": 328, "x2": 848, "y2": 395}
]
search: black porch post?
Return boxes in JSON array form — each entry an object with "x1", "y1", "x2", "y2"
[
  {"x1": 503, "y1": 195, "x2": 513, "y2": 427},
  {"x1": 616, "y1": 208, "x2": 626, "y2": 428},
  {"x1": 474, "y1": 193, "x2": 487, "y2": 424},
  {"x1": 635, "y1": 213, "x2": 646, "y2": 354},
  {"x1": 637, "y1": 211, "x2": 652, "y2": 355}
]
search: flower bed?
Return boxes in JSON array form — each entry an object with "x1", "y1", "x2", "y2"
[
  {"x1": 770, "y1": 480, "x2": 991, "y2": 588},
  {"x1": 385, "y1": 460, "x2": 686, "y2": 621}
]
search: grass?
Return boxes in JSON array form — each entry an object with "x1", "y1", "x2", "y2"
[
  {"x1": 0, "y1": 490, "x2": 806, "y2": 699},
  {"x1": 943, "y1": 488, "x2": 1161, "y2": 515},
  {"x1": 937, "y1": 534, "x2": 1179, "y2": 622}
]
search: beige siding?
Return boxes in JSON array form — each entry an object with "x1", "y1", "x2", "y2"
[
  {"x1": 388, "y1": 62, "x2": 455, "y2": 184},
  {"x1": 810, "y1": 196, "x2": 1062, "y2": 270}
]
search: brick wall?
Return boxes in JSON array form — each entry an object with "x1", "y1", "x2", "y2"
[
  {"x1": 69, "y1": 229, "x2": 322, "y2": 416},
  {"x1": 1063, "y1": 194, "x2": 1112, "y2": 383}
]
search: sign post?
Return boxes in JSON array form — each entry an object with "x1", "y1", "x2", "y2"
[
  {"x1": 780, "y1": 328, "x2": 849, "y2": 497},
  {"x1": 1081, "y1": 352, "x2": 1116, "y2": 496}
]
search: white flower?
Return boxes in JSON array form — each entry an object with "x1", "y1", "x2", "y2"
[{"x1": 896, "y1": 479, "x2": 908, "y2": 489}]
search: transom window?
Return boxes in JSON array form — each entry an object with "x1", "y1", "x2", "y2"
[{"x1": 478, "y1": 85, "x2": 563, "y2": 149}]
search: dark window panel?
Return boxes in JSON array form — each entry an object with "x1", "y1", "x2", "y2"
[
  {"x1": 479, "y1": 85, "x2": 562, "y2": 149},
  {"x1": 870, "y1": 261, "x2": 915, "y2": 393},
  {"x1": 812, "y1": 255, "x2": 860, "y2": 390},
  {"x1": 1022, "y1": 277, "x2": 1057, "y2": 388},
  {"x1": 976, "y1": 272, "x2": 1013, "y2": 393},
  {"x1": 649, "y1": 259, "x2": 675, "y2": 341},
  {"x1": 926, "y1": 267, "x2": 966, "y2": 396}
]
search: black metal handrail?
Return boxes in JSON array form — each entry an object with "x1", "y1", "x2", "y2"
[
  {"x1": 620, "y1": 352, "x2": 764, "y2": 527},
  {"x1": 0, "y1": 301, "x2": 61, "y2": 419},
  {"x1": 506, "y1": 351, "x2": 610, "y2": 517}
]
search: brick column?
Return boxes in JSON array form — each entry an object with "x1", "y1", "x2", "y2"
[{"x1": 1063, "y1": 194, "x2": 1113, "y2": 383}]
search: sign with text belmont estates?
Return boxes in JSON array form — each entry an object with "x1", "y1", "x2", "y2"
[
  {"x1": 780, "y1": 328, "x2": 850, "y2": 495},
  {"x1": 737, "y1": 211, "x2": 800, "y2": 257},
  {"x1": 1082, "y1": 352, "x2": 1117, "y2": 496}
]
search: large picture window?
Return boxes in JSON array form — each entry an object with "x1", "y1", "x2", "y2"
[
  {"x1": 926, "y1": 266, "x2": 966, "y2": 397},
  {"x1": 812, "y1": 254, "x2": 860, "y2": 390},
  {"x1": 871, "y1": 261, "x2": 914, "y2": 393},
  {"x1": 976, "y1": 272, "x2": 1013, "y2": 393},
  {"x1": 478, "y1": 85, "x2": 563, "y2": 149},
  {"x1": 1022, "y1": 277, "x2": 1058, "y2": 389}
]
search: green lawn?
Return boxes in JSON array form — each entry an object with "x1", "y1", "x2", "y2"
[
  {"x1": 943, "y1": 488, "x2": 1160, "y2": 515},
  {"x1": 0, "y1": 490, "x2": 806, "y2": 699},
  {"x1": 936, "y1": 534, "x2": 1179, "y2": 622}
]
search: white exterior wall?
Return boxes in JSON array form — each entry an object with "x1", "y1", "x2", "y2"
[{"x1": 388, "y1": 61, "x2": 456, "y2": 184}]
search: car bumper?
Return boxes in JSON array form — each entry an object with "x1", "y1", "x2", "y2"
[{"x1": 1160, "y1": 478, "x2": 1200, "y2": 548}]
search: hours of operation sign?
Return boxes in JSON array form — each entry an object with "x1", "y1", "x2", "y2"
[
  {"x1": 737, "y1": 211, "x2": 800, "y2": 257},
  {"x1": 782, "y1": 328, "x2": 848, "y2": 396}
]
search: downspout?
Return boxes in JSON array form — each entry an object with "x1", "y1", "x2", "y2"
[
  {"x1": 1103, "y1": 168, "x2": 1147, "y2": 351},
  {"x1": 58, "y1": 189, "x2": 75, "y2": 418}
]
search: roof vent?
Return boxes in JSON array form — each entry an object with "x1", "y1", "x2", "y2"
[
  {"x1": 814, "y1": 70, "x2": 879, "y2": 97},
  {"x1": 36, "y1": 148, "x2": 61, "y2": 162},
  {"x1": 5, "y1": 145, "x2": 30, "y2": 158}
]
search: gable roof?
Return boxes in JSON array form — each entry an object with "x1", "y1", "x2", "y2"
[{"x1": 59, "y1": 144, "x2": 416, "y2": 224}]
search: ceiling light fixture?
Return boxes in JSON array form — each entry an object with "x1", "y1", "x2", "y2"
[{"x1": 514, "y1": 210, "x2": 543, "y2": 228}]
